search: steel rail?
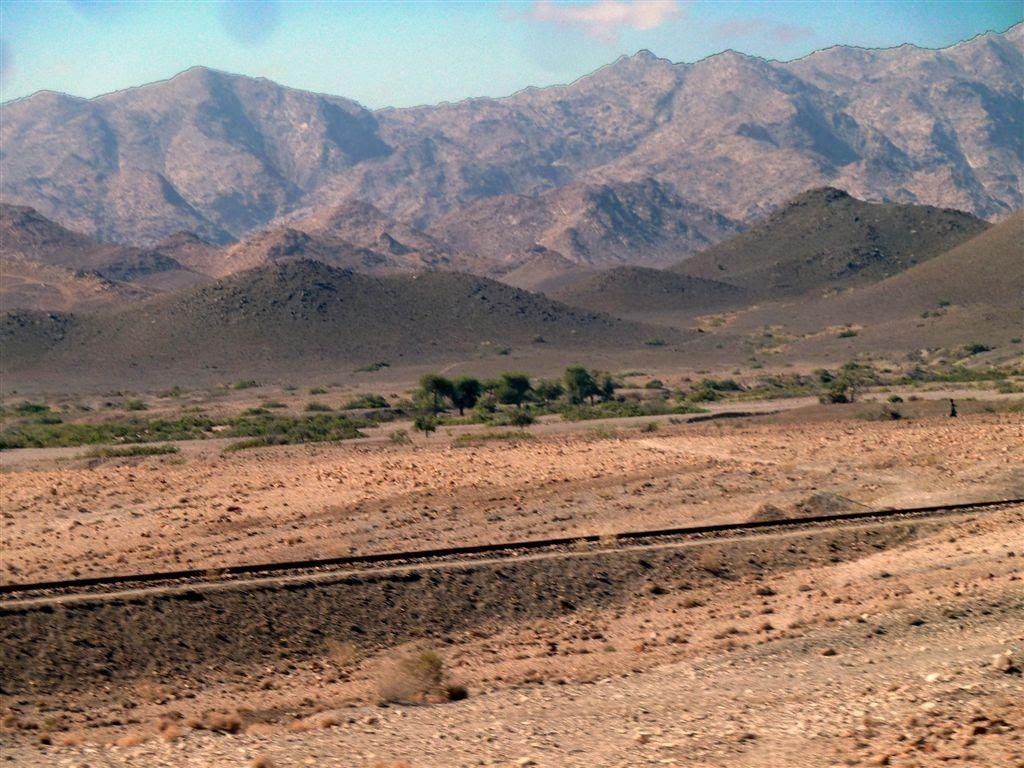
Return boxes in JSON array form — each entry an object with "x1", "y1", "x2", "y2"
[{"x1": 2, "y1": 498, "x2": 1020, "y2": 599}]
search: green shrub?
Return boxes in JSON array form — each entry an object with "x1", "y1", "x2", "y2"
[
  {"x1": 644, "y1": 338, "x2": 667, "y2": 347},
  {"x1": 305, "y1": 402, "x2": 332, "y2": 412},
  {"x1": 260, "y1": 400, "x2": 288, "y2": 409},
  {"x1": 84, "y1": 444, "x2": 179, "y2": 458},
  {"x1": 354, "y1": 361, "x2": 390, "y2": 372},
  {"x1": 344, "y1": 393, "x2": 389, "y2": 410},
  {"x1": 506, "y1": 409, "x2": 535, "y2": 427},
  {"x1": 309, "y1": 387, "x2": 328, "y2": 395},
  {"x1": 233, "y1": 379, "x2": 259, "y2": 390},
  {"x1": 12, "y1": 402, "x2": 50, "y2": 415},
  {"x1": 413, "y1": 414, "x2": 437, "y2": 437},
  {"x1": 962, "y1": 342, "x2": 992, "y2": 355},
  {"x1": 561, "y1": 400, "x2": 703, "y2": 421}
]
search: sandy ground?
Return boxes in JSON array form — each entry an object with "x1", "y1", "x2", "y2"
[
  {"x1": 2, "y1": 506, "x2": 1020, "y2": 767},
  {"x1": 1, "y1": 404, "x2": 1021, "y2": 585}
]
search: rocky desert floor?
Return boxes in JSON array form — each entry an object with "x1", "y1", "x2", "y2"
[
  {"x1": 1, "y1": 394, "x2": 1022, "y2": 767},
  {"x1": 1, "y1": 390, "x2": 1021, "y2": 585}
]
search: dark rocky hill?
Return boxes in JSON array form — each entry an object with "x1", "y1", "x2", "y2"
[
  {"x1": 671, "y1": 188, "x2": 990, "y2": 299},
  {"x1": 1, "y1": 260, "x2": 673, "y2": 389}
]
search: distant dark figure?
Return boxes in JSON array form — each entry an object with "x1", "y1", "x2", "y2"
[{"x1": 949, "y1": 399, "x2": 957, "y2": 418}]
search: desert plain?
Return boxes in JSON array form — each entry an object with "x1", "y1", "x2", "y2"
[{"x1": 1, "y1": 379, "x2": 1021, "y2": 768}]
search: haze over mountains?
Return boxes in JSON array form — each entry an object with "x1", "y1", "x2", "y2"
[
  {"x1": 2, "y1": 24, "x2": 1021, "y2": 254},
  {"x1": 1, "y1": 26, "x2": 1020, "y2": 390}
]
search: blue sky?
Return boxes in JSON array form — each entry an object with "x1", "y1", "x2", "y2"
[{"x1": 1, "y1": 1, "x2": 1021, "y2": 108}]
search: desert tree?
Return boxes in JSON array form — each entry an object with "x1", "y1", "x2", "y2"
[
  {"x1": 413, "y1": 413, "x2": 437, "y2": 438},
  {"x1": 418, "y1": 373, "x2": 454, "y2": 414},
  {"x1": 533, "y1": 378, "x2": 565, "y2": 404},
  {"x1": 496, "y1": 372, "x2": 532, "y2": 408},
  {"x1": 564, "y1": 365, "x2": 599, "y2": 404},
  {"x1": 450, "y1": 376, "x2": 482, "y2": 416}
]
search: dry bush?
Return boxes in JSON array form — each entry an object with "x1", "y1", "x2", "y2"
[
  {"x1": 289, "y1": 711, "x2": 343, "y2": 732},
  {"x1": 54, "y1": 731, "x2": 86, "y2": 747},
  {"x1": 113, "y1": 732, "x2": 149, "y2": 747},
  {"x1": 251, "y1": 758, "x2": 277, "y2": 768},
  {"x1": 377, "y1": 648, "x2": 465, "y2": 704},
  {"x1": 187, "y1": 710, "x2": 242, "y2": 733},
  {"x1": 325, "y1": 639, "x2": 360, "y2": 668},
  {"x1": 132, "y1": 678, "x2": 172, "y2": 703}
]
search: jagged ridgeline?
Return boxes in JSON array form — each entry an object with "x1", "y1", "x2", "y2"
[{"x1": 1, "y1": 26, "x2": 1020, "y2": 245}]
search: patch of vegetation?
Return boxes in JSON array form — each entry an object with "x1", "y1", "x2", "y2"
[
  {"x1": 10, "y1": 402, "x2": 51, "y2": 415},
  {"x1": 354, "y1": 361, "x2": 390, "y2": 373},
  {"x1": 241, "y1": 407, "x2": 271, "y2": 416},
  {"x1": 261, "y1": 400, "x2": 288, "y2": 409},
  {"x1": 962, "y1": 342, "x2": 993, "y2": 356},
  {"x1": 309, "y1": 387, "x2": 328, "y2": 395},
  {"x1": 413, "y1": 414, "x2": 437, "y2": 437},
  {"x1": 389, "y1": 429, "x2": 411, "y2": 445},
  {"x1": 0, "y1": 415, "x2": 218, "y2": 450},
  {"x1": 305, "y1": 402, "x2": 333, "y2": 412},
  {"x1": 561, "y1": 400, "x2": 703, "y2": 422},
  {"x1": 857, "y1": 406, "x2": 905, "y2": 421},
  {"x1": 223, "y1": 436, "x2": 289, "y2": 452},
  {"x1": 453, "y1": 430, "x2": 534, "y2": 447},
  {"x1": 344, "y1": 393, "x2": 389, "y2": 410},
  {"x1": 232, "y1": 379, "x2": 260, "y2": 390},
  {"x1": 644, "y1": 338, "x2": 667, "y2": 347},
  {"x1": 84, "y1": 444, "x2": 180, "y2": 458},
  {"x1": 837, "y1": 328, "x2": 858, "y2": 338},
  {"x1": 1, "y1": 412, "x2": 368, "y2": 450}
]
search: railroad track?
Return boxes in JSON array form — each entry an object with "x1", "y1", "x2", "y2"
[{"x1": 2, "y1": 498, "x2": 1020, "y2": 602}]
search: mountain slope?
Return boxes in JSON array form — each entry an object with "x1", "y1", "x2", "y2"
[
  {"x1": 671, "y1": 188, "x2": 990, "y2": 299},
  {"x1": 0, "y1": 204, "x2": 210, "y2": 309},
  {"x1": 1, "y1": 260, "x2": 674, "y2": 388},
  {"x1": 689, "y1": 211, "x2": 1023, "y2": 362},
  {"x1": 1, "y1": 68, "x2": 390, "y2": 243},
  {"x1": 1, "y1": 27, "x2": 1020, "y2": 246},
  {"x1": 431, "y1": 178, "x2": 742, "y2": 268},
  {"x1": 552, "y1": 267, "x2": 745, "y2": 322}
]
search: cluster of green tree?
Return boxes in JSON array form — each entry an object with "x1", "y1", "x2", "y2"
[{"x1": 411, "y1": 367, "x2": 621, "y2": 436}]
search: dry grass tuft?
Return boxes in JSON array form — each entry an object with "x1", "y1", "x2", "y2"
[
  {"x1": 113, "y1": 732, "x2": 150, "y2": 747},
  {"x1": 187, "y1": 710, "x2": 243, "y2": 733},
  {"x1": 377, "y1": 648, "x2": 465, "y2": 704},
  {"x1": 325, "y1": 639, "x2": 360, "y2": 668}
]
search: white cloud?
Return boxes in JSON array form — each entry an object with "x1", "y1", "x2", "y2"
[{"x1": 528, "y1": 1, "x2": 683, "y2": 42}]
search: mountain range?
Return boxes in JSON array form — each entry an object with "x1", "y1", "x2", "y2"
[{"x1": 2, "y1": 24, "x2": 1020, "y2": 259}]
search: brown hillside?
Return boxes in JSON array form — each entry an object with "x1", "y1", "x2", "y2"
[
  {"x1": 431, "y1": 178, "x2": 742, "y2": 268},
  {"x1": 0, "y1": 204, "x2": 209, "y2": 310},
  {"x1": 1, "y1": 260, "x2": 674, "y2": 389},
  {"x1": 552, "y1": 266, "x2": 746, "y2": 321},
  {"x1": 693, "y1": 212, "x2": 1023, "y2": 362},
  {"x1": 672, "y1": 188, "x2": 989, "y2": 299}
]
